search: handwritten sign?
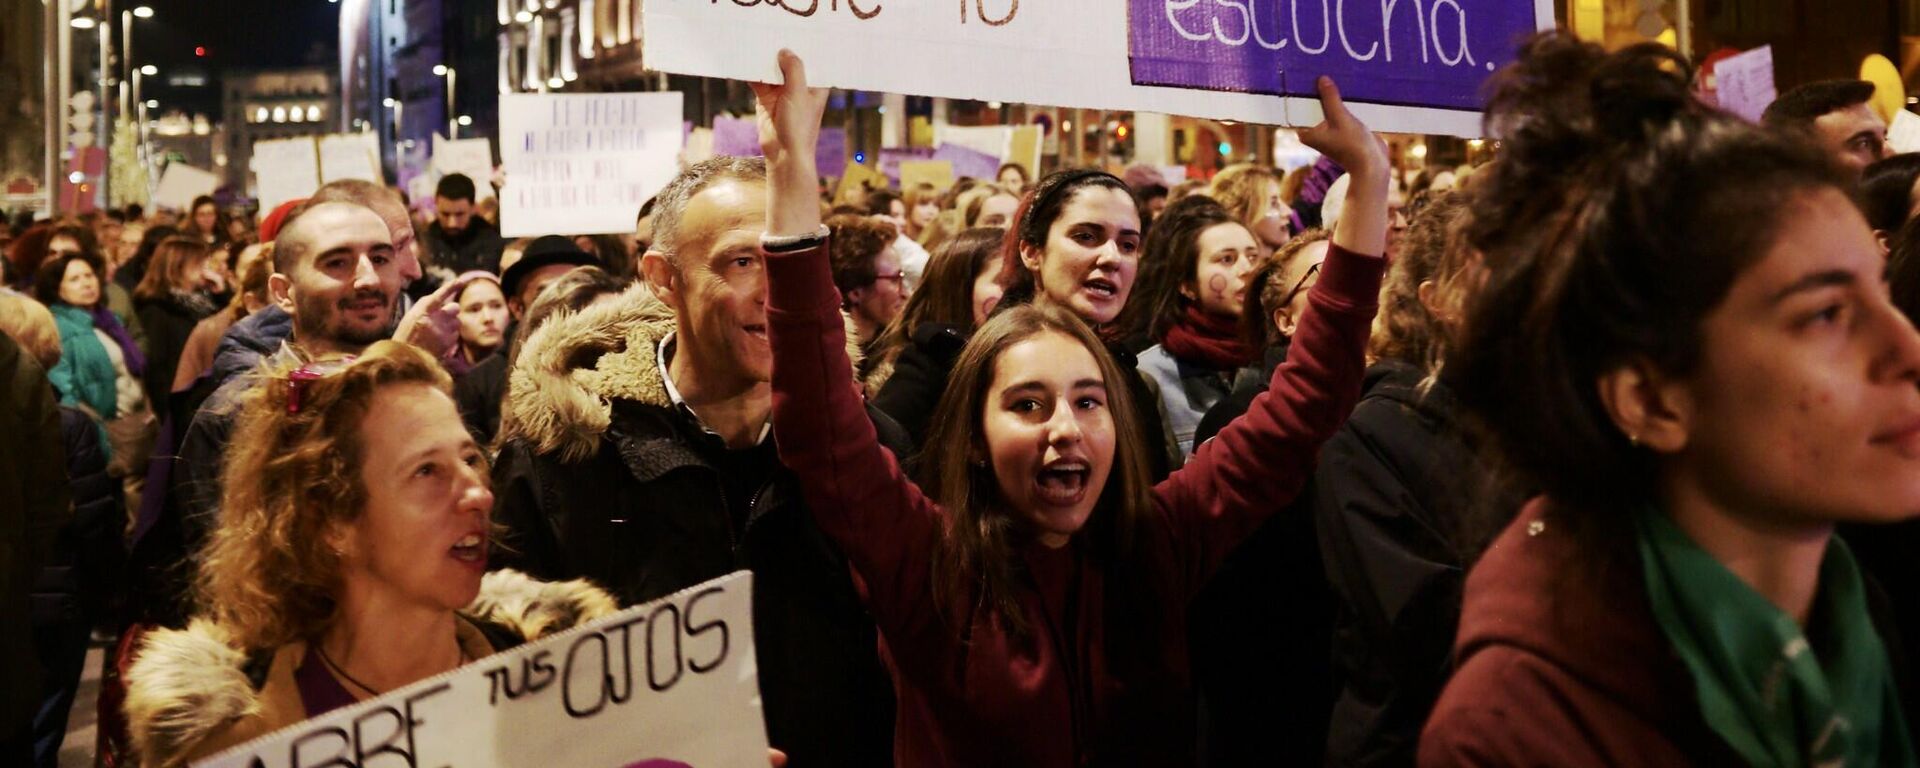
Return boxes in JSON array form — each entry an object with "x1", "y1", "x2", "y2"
[
  {"x1": 251, "y1": 137, "x2": 320, "y2": 215},
  {"x1": 431, "y1": 135, "x2": 497, "y2": 202},
  {"x1": 1715, "y1": 45, "x2": 1776, "y2": 124},
  {"x1": 318, "y1": 133, "x2": 383, "y2": 184},
  {"x1": 194, "y1": 572, "x2": 766, "y2": 768},
  {"x1": 153, "y1": 163, "x2": 219, "y2": 211},
  {"x1": 642, "y1": 0, "x2": 1553, "y2": 136},
  {"x1": 498, "y1": 91, "x2": 684, "y2": 237}
]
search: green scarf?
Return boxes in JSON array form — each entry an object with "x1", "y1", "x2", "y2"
[{"x1": 1637, "y1": 509, "x2": 1915, "y2": 767}]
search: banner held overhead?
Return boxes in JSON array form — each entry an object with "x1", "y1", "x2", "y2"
[
  {"x1": 497, "y1": 91, "x2": 684, "y2": 237},
  {"x1": 641, "y1": 0, "x2": 1553, "y2": 136}
]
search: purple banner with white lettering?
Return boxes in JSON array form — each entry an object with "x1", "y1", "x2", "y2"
[{"x1": 1128, "y1": 0, "x2": 1540, "y2": 110}]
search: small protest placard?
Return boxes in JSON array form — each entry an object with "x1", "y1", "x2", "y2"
[
  {"x1": 1891, "y1": 110, "x2": 1920, "y2": 155},
  {"x1": 498, "y1": 91, "x2": 684, "y2": 237},
  {"x1": 431, "y1": 135, "x2": 497, "y2": 201},
  {"x1": 319, "y1": 133, "x2": 383, "y2": 184},
  {"x1": 251, "y1": 137, "x2": 320, "y2": 216},
  {"x1": 153, "y1": 163, "x2": 219, "y2": 211},
  {"x1": 900, "y1": 160, "x2": 956, "y2": 192},
  {"x1": 1715, "y1": 45, "x2": 1776, "y2": 124},
  {"x1": 932, "y1": 143, "x2": 1002, "y2": 181},
  {"x1": 194, "y1": 572, "x2": 766, "y2": 768}
]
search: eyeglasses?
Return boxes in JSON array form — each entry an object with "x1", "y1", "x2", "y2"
[
  {"x1": 1276, "y1": 261, "x2": 1322, "y2": 310},
  {"x1": 873, "y1": 272, "x2": 907, "y2": 286}
]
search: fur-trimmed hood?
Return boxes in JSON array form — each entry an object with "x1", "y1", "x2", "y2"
[
  {"x1": 501, "y1": 282, "x2": 866, "y2": 463},
  {"x1": 124, "y1": 570, "x2": 617, "y2": 767}
]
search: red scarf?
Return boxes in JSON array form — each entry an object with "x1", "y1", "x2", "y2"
[{"x1": 1162, "y1": 304, "x2": 1254, "y2": 370}]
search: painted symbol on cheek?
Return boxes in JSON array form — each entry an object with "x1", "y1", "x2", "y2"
[
  {"x1": 979, "y1": 295, "x2": 1001, "y2": 319},
  {"x1": 1208, "y1": 274, "x2": 1230, "y2": 302}
]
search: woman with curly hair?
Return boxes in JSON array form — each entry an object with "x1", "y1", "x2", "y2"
[{"x1": 123, "y1": 341, "x2": 615, "y2": 767}]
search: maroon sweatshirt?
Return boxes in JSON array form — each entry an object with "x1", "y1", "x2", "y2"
[{"x1": 765, "y1": 240, "x2": 1383, "y2": 766}]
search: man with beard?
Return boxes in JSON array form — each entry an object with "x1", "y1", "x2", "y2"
[
  {"x1": 420, "y1": 173, "x2": 506, "y2": 276},
  {"x1": 153, "y1": 202, "x2": 402, "y2": 625}
]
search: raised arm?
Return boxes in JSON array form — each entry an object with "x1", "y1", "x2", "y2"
[
  {"x1": 756, "y1": 51, "x2": 944, "y2": 632},
  {"x1": 1154, "y1": 77, "x2": 1389, "y2": 584}
]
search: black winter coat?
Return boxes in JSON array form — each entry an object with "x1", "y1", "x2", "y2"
[
  {"x1": 33, "y1": 407, "x2": 124, "y2": 628},
  {"x1": 0, "y1": 332, "x2": 70, "y2": 729},
  {"x1": 489, "y1": 290, "x2": 906, "y2": 768},
  {"x1": 134, "y1": 292, "x2": 216, "y2": 424},
  {"x1": 1315, "y1": 360, "x2": 1485, "y2": 767}
]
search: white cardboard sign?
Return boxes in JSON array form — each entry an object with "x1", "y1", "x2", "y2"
[
  {"x1": 1714, "y1": 45, "x2": 1776, "y2": 124},
  {"x1": 431, "y1": 135, "x2": 497, "y2": 202},
  {"x1": 153, "y1": 163, "x2": 220, "y2": 211},
  {"x1": 1889, "y1": 110, "x2": 1920, "y2": 155},
  {"x1": 498, "y1": 91, "x2": 684, "y2": 237},
  {"x1": 318, "y1": 133, "x2": 384, "y2": 184},
  {"x1": 251, "y1": 137, "x2": 321, "y2": 216},
  {"x1": 195, "y1": 572, "x2": 766, "y2": 768},
  {"x1": 643, "y1": 0, "x2": 1554, "y2": 137}
]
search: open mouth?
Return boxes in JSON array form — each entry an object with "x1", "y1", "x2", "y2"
[
  {"x1": 1083, "y1": 278, "x2": 1119, "y2": 300},
  {"x1": 1034, "y1": 460, "x2": 1091, "y2": 506},
  {"x1": 743, "y1": 323, "x2": 769, "y2": 340},
  {"x1": 451, "y1": 532, "x2": 487, "y2": 565}
]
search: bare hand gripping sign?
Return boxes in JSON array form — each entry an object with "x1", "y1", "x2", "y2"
[
  {"x1": 193, "y1": 572, "x2": 767, "y2": 768},
  {"x1": 642, "y1": 0, "x2": 1552, "y2": 135}
]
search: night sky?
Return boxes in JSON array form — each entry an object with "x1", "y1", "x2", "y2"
[{"x1": 135, "y1": 0, "x2": 340, "y2": 116}]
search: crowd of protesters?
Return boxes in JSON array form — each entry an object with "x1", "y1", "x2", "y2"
[{"x1": 6, "y1": 31, "x2": 1920, "y2": 768}]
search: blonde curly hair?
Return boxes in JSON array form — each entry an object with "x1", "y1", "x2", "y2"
[{"x1": 196, "y1": 340, "x2": 455, "y2": 650}]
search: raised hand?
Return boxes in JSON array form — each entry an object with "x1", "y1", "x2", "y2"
[
  {"x1": 750, "y1": 49, "x2": 831, "y2": 238},
  {"x1": 1299, "y1": 76, "x2": 1389, "y2": 258},
  {"x1": 394, "y1": 272, "x2": 474, "y2": 360}
]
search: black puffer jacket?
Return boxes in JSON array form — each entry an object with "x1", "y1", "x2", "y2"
[
  {"x1": 0, "y1": 332, "x2": 69, "y2": 731},
  {"x1": 1315, "y1": 360, "x2": 1489, "y2": 767},
  {"x1": 135, "y1": 291, "x2": 217, "y2": 424},
  {"x1": 32, "y1": 406, "x2": 124, "y2": 628},
  {"x1": 490, "y1": 286, "x2": 901, "y2": 768}
]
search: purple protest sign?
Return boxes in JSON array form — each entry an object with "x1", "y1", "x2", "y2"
[
  {"x1": 932, "y1": 143, "x2": 1002, "y2": 181},
  {"x1": 1127, "y1": 0, "x2": 1541, "y2": 110},
  {"x1": 816, "y1": 128, "x2": 849, "y2": 177},
  {"x1": 877, "y1": 147, "x2": 934, "y2": 186},
  {"x1": 713, "y1": 116, "x2": 762, "y2": 158}
]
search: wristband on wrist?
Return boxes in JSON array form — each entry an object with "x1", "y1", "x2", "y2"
[{"x1": 760, "y1": 224, "x2": 831, "y2": 253}]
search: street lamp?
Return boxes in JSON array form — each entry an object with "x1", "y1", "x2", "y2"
[
  {"x1": 120, "y1": 7, "x2": 156, "y2": 128},
  {"x1": 433, "y1": 64, "x2": 456, "y2": 138},
  {"x1": 383, "y1": 96, "x2": 404, "y2": 143}
]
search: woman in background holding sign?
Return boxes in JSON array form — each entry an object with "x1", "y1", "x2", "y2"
[
  {"x1": 756, "y1": 50, "x2": 1386, "y2": 764},
  {"x1": 121, "y1": 341, "x2": 616, "y2": 767}
]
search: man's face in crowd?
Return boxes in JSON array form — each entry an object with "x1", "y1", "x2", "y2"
[
  {"x1": 366, "y1": 194, "x2": 422, "y2": 285},
  {"x1": 435, "y1": 195, "x2": 475, "y2": 236},
  {"x1": 643, "y1": 178, "x2": 773, "y2": 386},
  {"x1": 271, "y1": 203, "x2": 401, "y2": 353},
  {"x1": 511, "y1": 264, "x2": 577, "y2": 320},
  {"x1": 1812, "y1": 103, "x2": 1891, "y2": 175}
]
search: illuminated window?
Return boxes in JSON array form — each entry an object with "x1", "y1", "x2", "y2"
[
  {"x1": 617, "y1": 0, "x2": 632, "y2": 45},
  {"x1": 578, "y1": 0, "x2": 595, "y2": 59},
  {"x1": 559, "y1": 8, "x2": 580, "y2": 78},
  {"x1": 254, "y1": 106, "x2": 268, "y2": 122},
  {"x1": 272, "y1": 106, "x2": 287, "y2": 122}
]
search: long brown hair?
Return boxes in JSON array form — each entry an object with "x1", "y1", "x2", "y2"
[
  {"x1": 1368, "y1": 191, "x2": 1469, "y2": 370},
  {"x1": 197, "y1": 341, "x2": 456, "y2": 649},
  {"x1": 870, "y1": 227, "x2": 1005, "y2": 364},
  {"x1": 923, "y1": 303, "x2": 1155, "y2": 637},
  {"x1": 133, "y1": 236, "x2": 211, "y2": 301}
]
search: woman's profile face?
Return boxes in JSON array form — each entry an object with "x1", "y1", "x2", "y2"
[
  {"x1": 1657, "y1": 187, "x2": 1920, "y2": 527},
  {"x1": 339, "y1": 382, "x2": 492, "y2": 613},
  {"x1": 1021, "y1": 187, "x2": 1142, "y2": 325},
  {"x1": 979, "y1": 330, "x2": 1116, "y2": 547},
  {"x1": 1188, "y1": 222, "x2": 1260, "y2": 319}
]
